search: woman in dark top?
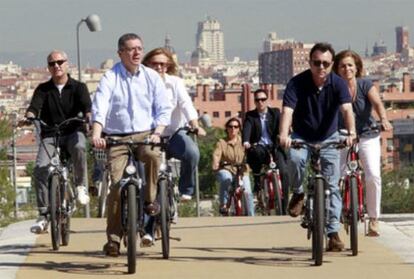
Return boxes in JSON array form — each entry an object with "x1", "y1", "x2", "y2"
[{"x1": 334, "y1": 50, "x2": 392, "y2": 236}]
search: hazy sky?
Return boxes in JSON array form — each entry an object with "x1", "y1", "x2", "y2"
[{"x1": 1, "y1": 0, "x2": 414, "y2": 67}]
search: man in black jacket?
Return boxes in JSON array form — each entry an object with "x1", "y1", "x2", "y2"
[
  {"x1": 242, "y1": 89, "x2": 290, "y2": 214},
  {"x1": 23, "y1": 50, "x2": 92, "y2": 234}
]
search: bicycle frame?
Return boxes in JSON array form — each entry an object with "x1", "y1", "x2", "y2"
[
  {"x1": 291, "y1": 139, "x2": 345, "y2": 266},
  {"x1": 220, "y1": 162, "x2": 247, "y2": 216},
  {"x1": 341, "y1": 143, "x2": 365, "y2": 222}
]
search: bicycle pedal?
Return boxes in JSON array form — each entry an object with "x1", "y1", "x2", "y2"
[
  {"x1": 170, "y1": 236, "x2": 181, "y2": 241},
  {"x1": 300, "y1": 221, "x2": 309, "y2": 229}
]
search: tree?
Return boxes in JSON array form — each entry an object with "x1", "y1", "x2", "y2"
[{"x1": 197, "y1": 127, "x2": 225, "y2": 198}]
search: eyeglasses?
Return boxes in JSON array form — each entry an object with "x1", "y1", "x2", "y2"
[
  {"x1": 121, "y1": 46, "x2": 143, "y2": 53},
  {"x1": 254, "y1": 98, "x2": 268, "y2": 102},
  {"x1": 311, "y1": 60, "x2": 332, "y2": 69},
  {"x1": 150, "y1": 62, "x2": 170, "y2": 68},
  {"x1": 48, "y1": 60, "x2": 66, "y2": 67},
  {"x1": 227, "y1": 125, "x2": 240, "y2": 129}
]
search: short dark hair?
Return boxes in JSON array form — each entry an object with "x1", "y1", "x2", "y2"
[
  {"x1": 309, "y1": 42, "x2": 335, "y2": 60},
  {"x1": 253, "y1": 89, "x2": 268, "y2": 98},
  {"x1": 118, "y1": 33, "x2": 142, "y2": 51}
]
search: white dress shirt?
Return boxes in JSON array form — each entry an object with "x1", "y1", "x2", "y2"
[{"x1": 92, "y1": 62, "x2": 172, "y2": 134}]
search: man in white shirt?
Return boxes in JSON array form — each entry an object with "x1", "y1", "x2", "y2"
[{"x1": 91, "y1": 33, "x2": 172, "y2": 256}]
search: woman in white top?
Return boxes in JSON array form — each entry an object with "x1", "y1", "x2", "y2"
[{"x1": 142, "y1": 48, "x2": 206, "y2": 201}]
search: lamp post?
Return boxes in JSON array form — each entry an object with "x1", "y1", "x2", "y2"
[
  {"x1": 76, "y1": 14, "x2": 101, "y2": 81},
  {"x1": 76, "y1": 14, "x2": 101, "y2": 217}
]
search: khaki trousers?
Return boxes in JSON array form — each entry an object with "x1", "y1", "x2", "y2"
[{"x1": 106, "y1": 131, "x2": 161, "y2": 243}]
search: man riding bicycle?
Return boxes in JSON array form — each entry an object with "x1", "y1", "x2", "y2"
[
  {"x1": 242, "y1": 89, "x2": 291, "y2": 213},
  {"x1": 279, "y1": 43, "x2": 356, "y2": 251},
  {"x1": 91, "y1": 33, "x2": 172, "y2": 256},
  {"x1": 22, "y1": 50, "x2": 92, "y2": 234}
]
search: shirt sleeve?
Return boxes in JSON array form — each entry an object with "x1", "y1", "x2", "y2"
[
  {"x1": 174, "y1": 77, "x2": 198, "y2": 122},
  {"x1": 283, "y1": 80, "x2": 298, "y2": 109},
  {"x1": 79, "y1": 82, "x2": 92, "y2": 114},
  {"x1": 26, "y1": 85, "x2": 45, "y2": 117},
  {"x1": 152, "y1": 74, "x2": 173, "y2": 127},
  {"x1": 92, "y1": 72, "x2": 113, "y2": 126}
]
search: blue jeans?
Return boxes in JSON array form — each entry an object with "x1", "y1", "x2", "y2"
[
  {"x1": 167, "y1": 130, "x2": 199, "y2": 196},
  {"x1": 289, "y1": 132, "x2": 342, "y2": 234},
  {"x1": 216, "y1": 169, "x2": 255, "y2": 216}
]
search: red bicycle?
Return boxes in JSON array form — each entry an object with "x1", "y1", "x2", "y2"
[
  {"x1": 219, "y1": 161, "x2": 250, "y2": 216},
  {"x1": 340, "y1": 141, "x2": 365, "y2": 256},
  {"x1": 254, "y1": 147, "x2": 285, "y2": 216}
]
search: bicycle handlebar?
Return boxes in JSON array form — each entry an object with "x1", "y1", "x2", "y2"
[{"x1": 291, "y1": 140, "x2": 347, "y2": 150}]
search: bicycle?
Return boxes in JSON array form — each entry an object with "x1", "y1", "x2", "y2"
[
  {"x1": 218, "y1": 161, "x2": 250, "y2": 216},
  {"x1": 105, "y1": 137, "x2": 155, "y2": 274},
  {"x1": 252, "y1": 145, "x2": 285, "y2": 216},
  {"x1": 92, "y1": 148, "x2": 110, "y2": 218},
  {"x1": 27, "y1": 116, "x2": 85, "y2": 251},
  {"x1": 291, "y1": 139, "x2": 345, "y2": 266},
  {"x1": 340, "y1": 125, "x2": 380, "y2": 255}
]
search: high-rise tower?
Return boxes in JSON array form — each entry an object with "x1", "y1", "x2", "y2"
[
  {"x1": 396, "y1": 26, "x2": 409, "y2": 53},
  {"x1": 194, "y1": 16, "x2": 225, "y2": 65}
]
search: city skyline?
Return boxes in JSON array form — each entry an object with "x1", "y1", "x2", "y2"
[{"x1": 1, "y1": 0, "x2": 414, "y2": 67}]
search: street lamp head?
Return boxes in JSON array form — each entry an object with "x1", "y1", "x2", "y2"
[{"x1": 85, "y1": 14, "x2": 101, "y2": 32}]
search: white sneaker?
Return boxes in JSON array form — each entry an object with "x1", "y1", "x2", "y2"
[
  {"x1": 140, "y1": 234, "x2": 154, "y2": 248},
  {"x1": 76, "y1": 185, "x2": 90, "y2": 205},
  {"x1": 30, "y1": 216, "x2": 49, "y2": 234},
  {"x1": 180, "y1": 194, "x2": 192, "y2": 202}
]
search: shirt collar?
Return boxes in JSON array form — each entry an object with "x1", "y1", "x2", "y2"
[{"x1": 120, "y1": 63, "x2": 142, "y2": 78}]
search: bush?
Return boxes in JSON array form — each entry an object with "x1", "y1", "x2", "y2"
[{"x1": 381, "y1": 165, "x2": 414, "y2": 213}]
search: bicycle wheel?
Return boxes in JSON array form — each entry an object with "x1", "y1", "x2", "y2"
[
  {"x1": 240, "y1": 191, "x2": 249, "y2": 216},
  {"x1": 126, "y1": 183, "x2": 137, "y2": 274},
  {"x1": 61, "y1": 180, "x2": 73, "y2": 246},
  {"x1": 349, "y1": 175, "x2": 359, "y2": 256},
  {"x1": 313, "y1": 177, "x2": 324, "y2": 266},
  {"x1": 50, "y1": 174, "x2": 62, "y2": 251},
  {"x1": 272, "y1": 172, "x2": 283, "y2": 216},
  {"x1": 262, "y1": 178, "x2": 271, "y2": 215},
  {"x1": 159, "y1": 179, "x2": 170, "y2": 259},
  {"x1": 98, "y1": 170, "x2": 109, "y2": 218}
]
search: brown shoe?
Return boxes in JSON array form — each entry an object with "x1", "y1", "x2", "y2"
[
  {"x1": 288, "y1": 193, "x2": 305, "y2": 217},
  {"x1": 103, "y1": 241, "x2": 120, "y2": 257},
  {"x1": 144, "y1": 201, "x2": 160, "y2": 216},
  {"x1": 327, "y1": 232, "x2": 344, "y2": 252},
  {"x1": 367, "y1": 218, "x2": 380, "y2": 237}
]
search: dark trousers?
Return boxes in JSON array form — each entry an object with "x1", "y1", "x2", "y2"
[{"x1": 246, "y1": 145, "x2": 291, "y2": 213}]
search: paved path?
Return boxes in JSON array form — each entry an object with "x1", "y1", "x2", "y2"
[{"x1": 1, "y1": 215, "x2": 413, "y2": 279}]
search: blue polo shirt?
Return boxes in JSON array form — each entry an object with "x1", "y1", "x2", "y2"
[{"x1": 283, "y1": 69, "x2": 351, "y2": 141}]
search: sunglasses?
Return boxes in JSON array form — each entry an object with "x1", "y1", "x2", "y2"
[
  {"x1": 48, "y1": 60, "x2": 66, "y2": 67},
  {"x1": 255, "y1": 98, "x2": 268, "y2": 102},
  {"x1": 311, "y1": 60, "x2": 332, "y2": 69},
  {"x1": 150, "y1": 62, "x2": 170, "y2": 68},
  {"x1": 227, "y1": 125, "x2": 240, "y2": 129}
]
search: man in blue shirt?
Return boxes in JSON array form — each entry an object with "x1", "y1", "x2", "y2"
[
  {"x1": 91, "y1": 33, "x2": 172, "y2": 256},
  {"x1": 279, "y1": 42, "x2": 356, "y2": 251}
]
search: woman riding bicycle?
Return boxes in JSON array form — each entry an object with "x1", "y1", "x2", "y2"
[
  {"x1": 212, "y1": 118, "x2": 254, "y2": 216},
  {"x1": 333, "y1": 50, "x2": 392, "y2": 236}
]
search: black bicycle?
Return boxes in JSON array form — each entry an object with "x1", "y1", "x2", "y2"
[
  {"x1": 291, "y1": 139, "x2": 345, "y2": 266},
  {"x1": 28, "y1": 116, "x2": 85, "y2": 251},
  {"x1": 92, "y1": 148, "x2": 110, "y2": 218}
]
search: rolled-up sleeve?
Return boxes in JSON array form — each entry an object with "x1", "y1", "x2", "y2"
[
  {"x1": 92, "y1": 72, "x2": 113, "y2": 126},
  {"x1": 153, "y1": 75, "x2": 173, "y2": 127},
  {"x1": 175, "y1": 78, "x2": 198, "y2": 122}
]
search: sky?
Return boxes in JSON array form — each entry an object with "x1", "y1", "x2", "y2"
[{"x1": 1, "y1": 0, "x2": 414, "y2": 67}]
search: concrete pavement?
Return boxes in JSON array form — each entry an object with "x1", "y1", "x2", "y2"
[{"x1": 0, "y1": 215, "x2": 413, "y2": 278}]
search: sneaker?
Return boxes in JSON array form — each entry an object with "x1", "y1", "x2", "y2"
[
  {"x1": 327, "y1": 232, "x2": 344, "y2": 252},
  {"x1": 76, "y1": 185, "x2": 90, "y2": 205},
  {"x1": 179, "y1": 194, "x2": 192, "y2": 202},
  {"x1": 367, "y1": 218, "x2": 380, "y2": 237},
  {"x1": 288, "y1": 193, "x2": 305, "y2": 217},
  {"x1": 103, "y1": 241, "x2": 120, "y2": 257},
  {"x1": 140, "y1": 234, "x2": 154, "y2": 248},
  {"x1": 30, "y1": 216, "x2": 49, "y2": 234}
]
